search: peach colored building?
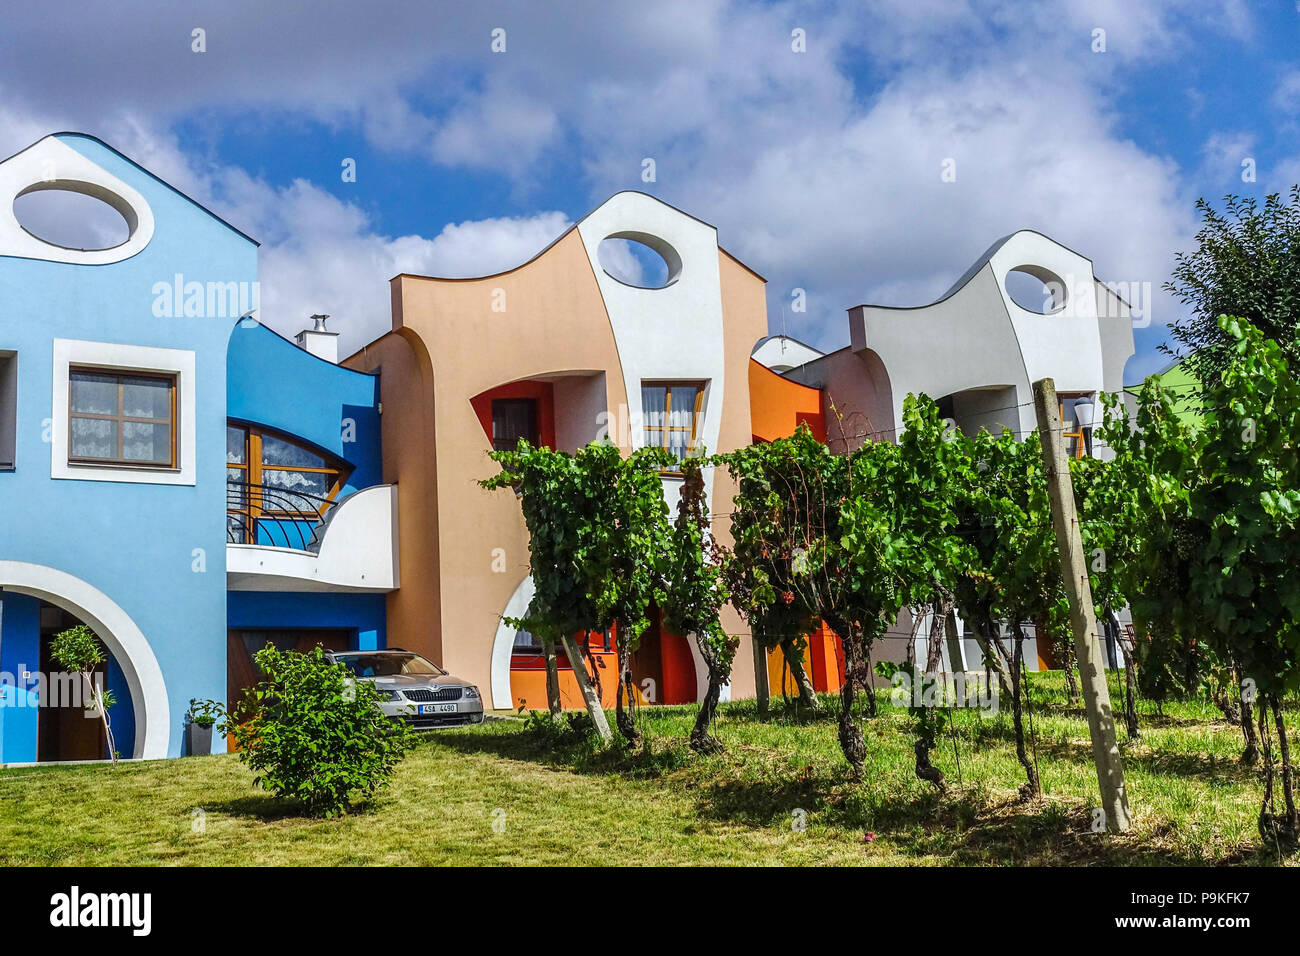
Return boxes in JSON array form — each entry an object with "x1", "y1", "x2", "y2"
[{"x1": 345, "y1": 192, "x2": 780, "y2": 711}]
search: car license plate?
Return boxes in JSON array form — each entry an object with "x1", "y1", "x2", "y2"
[{"x1": 419, "y1": 703, "x2": 457, "y2": 715}]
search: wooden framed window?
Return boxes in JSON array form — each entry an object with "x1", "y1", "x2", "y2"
[
  {"x1": 492, "y1": 398, "x2": 539, "y2": 451},
  {"x1": 641, "y1": 382, "x2": 704, "y2": 473},
  {"x1": 226, "y1": 424, "x2": 351, "y2": 543},
  {"x1": 68, "y1": 367, "x2": 176, "y2": 467}
]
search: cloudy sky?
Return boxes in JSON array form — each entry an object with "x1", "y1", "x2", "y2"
[{"x1": 3, "y1": 1, "x2": 1298, "y2": 380}]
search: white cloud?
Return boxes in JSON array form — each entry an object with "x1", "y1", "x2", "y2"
[
  {"x1": 552, "y1": 27, "x2": 1196, "y2": 376},
  {"x1": 0, "y1": 109, "x2": 570, "y2": 356},
  {"x1": 1274, "y1": 70, "x2": 1300, "y2": 115},
  {"x1": 429, "y1": 78, "x2": 561, "y2": 173},
  {"x1": 252, "y1": 196, "x2": 572, "y2": 355},
  {"x1": 1199, "y1": 131, "x2": 1257, "y2": 185},
  {"x1": 1055, "y1": 0, "x2": 1254, "y2": 58},
  {"x1": 1275, "y1": 156, "x2": 1300, "y2": 193},
  {"x1": 1, "y1": 0, "x2": 1268, "y2": 380}
]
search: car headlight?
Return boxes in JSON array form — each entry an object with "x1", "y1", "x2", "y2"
[
  {"x1": 376, "y1": 688, "x2": 401, "y2": 701},
  {"x1": 463, "y1": 686, "x2": 480, "y2": 699}
]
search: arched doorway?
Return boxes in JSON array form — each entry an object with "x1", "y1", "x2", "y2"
[{"x1": 0, "y1": 561, "x2": 169, "y2": 760}]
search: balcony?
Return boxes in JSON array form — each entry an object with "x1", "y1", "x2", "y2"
[{"x1": 225, "y1": 481, "x2": 399, "y2": 593}]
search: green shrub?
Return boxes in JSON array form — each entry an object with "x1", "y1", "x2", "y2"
[{"x1": 224, "y1": 645, "x2": 415, "y2": 817}]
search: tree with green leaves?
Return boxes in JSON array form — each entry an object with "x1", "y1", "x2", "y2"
[
  {"x1": 958, "y1": 427, "x2": 1067, "y2": 798},
  {"x1": 662, "y1": 459, "x2": 737, "y2": 752},
  {"x1": 482, "y1": 439, "x2": 673, "y2": 746},
  {"x1": 723, "y1": 398, "x2": 971, "y2": 780},
  {"x1": 718, "y1": 426, "x2": 844, "y2": 716},
  {"x1": 1104, "y1": 315, "x2": 1300, "y2": 846},
  {"x1": 1070, "y1": 453, "x2": 1142, "y2": 740},
  {"x1": 48, "y1": 624, "x2": 118, "y2": 765},
  {"x1": 1179, "y1": 316, "x2": 1299, "y2": 845},
  {"x1": 860, "y1": 396, "x2": 970, "y2": 792},
  {"x1": 1164, "y1": 185, "x2": 1300, "y2": 384},
  {"x1": 1090, "y1": 379, "x2": 1256, "y2": 758}
]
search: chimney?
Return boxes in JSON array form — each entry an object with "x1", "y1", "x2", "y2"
[{"x1": 295, "y1": 314, "x2": 339, "y2": 364}]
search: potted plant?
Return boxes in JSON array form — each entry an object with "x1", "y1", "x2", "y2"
[{"x1": 185, "y1": 698, "x2": 223, "y2": 756}]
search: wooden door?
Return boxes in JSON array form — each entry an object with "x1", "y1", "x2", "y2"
[
  {"x1": 227, "y1": 629, "x2": 351, "y2": 715},
  {"x1": 38, "y1": 636, "x2": 107, "y2": 762}
]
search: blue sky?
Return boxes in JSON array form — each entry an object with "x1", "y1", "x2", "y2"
[{"x1": 2, "y1": 1, "x2": 1298, "y2": 379}]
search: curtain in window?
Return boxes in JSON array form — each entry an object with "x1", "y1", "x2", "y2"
[
  {"x1": 641, "y1": 384, "x2": 699, "y2": 466},
  {"x1": 667, "y1": 386, "x2": 697, "y2": 461}
]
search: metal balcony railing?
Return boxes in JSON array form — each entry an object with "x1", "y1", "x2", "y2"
[{"x1": 226, "y1": 480, "x2": 341, "y2": 552}]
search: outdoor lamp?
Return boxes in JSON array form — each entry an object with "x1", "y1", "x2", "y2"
[
  {"x1": 1073, "y1": 395, "x2": 1095, "y2": 456},
  {"x1": 1073, "y1": 395, "x2": 1095, "y2": 430}
]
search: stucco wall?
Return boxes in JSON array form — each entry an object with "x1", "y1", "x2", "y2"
[
  {"x1": 748, "y1": 357, "x2": 825, "y2": 443},
  {"x1": 227, "y1": 320, "x2": 382, "y2": 493},
  {"x1": 345, "y1": 327, "x2": 444, "y2": 668},
  {"x1": 347, "y1": 229, "x2": 629, "y2": 703},
  {"x1": 784, "y1": 347, "x2": 896, "y2": 453},
  {"x1": 346, "y1": 202, "x2": 770, "y2": 708},
  {"x1": 714, "y1": 251, "x2": 771, "y2": 700},
  {"x1": 0, "y1": 134, "x2": 258, "y2": 757}
]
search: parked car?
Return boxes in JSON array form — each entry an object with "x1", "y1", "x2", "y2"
[{"x1": 328, "y1": 649, "x2": 485, "y2": 729}]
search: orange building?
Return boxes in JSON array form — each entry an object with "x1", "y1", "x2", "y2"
[
  {"x1": 344, "y1": 192, "x2": 781, "y2": 711},
  {"x1": 746, "y1": 357, "x2": 846, "y2": 696}
]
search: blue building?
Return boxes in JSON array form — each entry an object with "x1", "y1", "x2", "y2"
[{"x1": 0, "y1": 134, "x2": 397, "y2": 763}]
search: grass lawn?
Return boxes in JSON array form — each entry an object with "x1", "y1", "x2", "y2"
[{"x1": 0, "y1": 673, "x2": 1292, "y2": 866}]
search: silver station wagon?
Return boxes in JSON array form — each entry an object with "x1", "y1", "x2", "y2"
[{"x1": 329, "y1": 649, "x2": 485, "y2": 730}]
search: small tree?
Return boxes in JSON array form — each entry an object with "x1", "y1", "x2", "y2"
[
  {"x1": 718, "y1": 427, "x2": 838, "y2": 715},
  {"x1": 662, "y1": 459, "x2": 736, "y2": 752},
  {"x1": 886, "y1": 397, "x2": 972, "y2": 792},
  {"x1": 48, "y1": 625, "x2": 118, "y2": 765},
  {"x1": 225, "y1": 645, "x2": 415, "y2": 817},
  {"x1": 959, "y1": 428, "x2": 1066, "y2": 799},
  {"x1": 1093, "y1": 379, "x2": 1256, "y2": 758},
  {"x1": 591, "y1": 442, "x2": 675, "y2": 746},
  {"x1": 1186, "y1": 317, "x2": 1300, "y2": 845},
  {"x1": 482, "y1": 440, "x2": 672, "y2": 746},
  {"x1": 1070, "y1": 453, "x2": 1141, "y2": 740}
]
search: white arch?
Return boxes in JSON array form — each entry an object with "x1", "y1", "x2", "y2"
[
  {"x1": 490, "y1": 575, "x2": 535, "y2": 711},
  {"x1": 0, "y1": 561, "x2": 170, "y2": 759}
]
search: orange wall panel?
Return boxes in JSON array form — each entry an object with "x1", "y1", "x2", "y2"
[
  {"x1": 766, "y1": 624, "x2": 844, "y2": 697},
  {"x1": 748, "y1": 358, "x2": 826, "y2": 443},
  {"x1": 509, "y1": 649, "x2": 619, "y2": 710}
]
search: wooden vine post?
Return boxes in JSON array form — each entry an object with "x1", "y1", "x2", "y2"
[{"x1": 1032, "y1": 377, "x2": 1132, "y2": 833}]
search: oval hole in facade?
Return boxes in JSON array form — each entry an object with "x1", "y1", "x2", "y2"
[
  {"x1": 1004, "y1": 266, "x2": 1066, "y2": 314},
  {"x1": 13, "y1": 187, "x2": 131, "y2": 251},
  {"x1": 597, "y1": 233, "x2": 681, "y2": 289}
]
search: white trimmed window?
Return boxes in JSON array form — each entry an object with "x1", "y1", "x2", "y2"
[{"x1": 51, "y1": 339, "x2": 197, "y2": 485}]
